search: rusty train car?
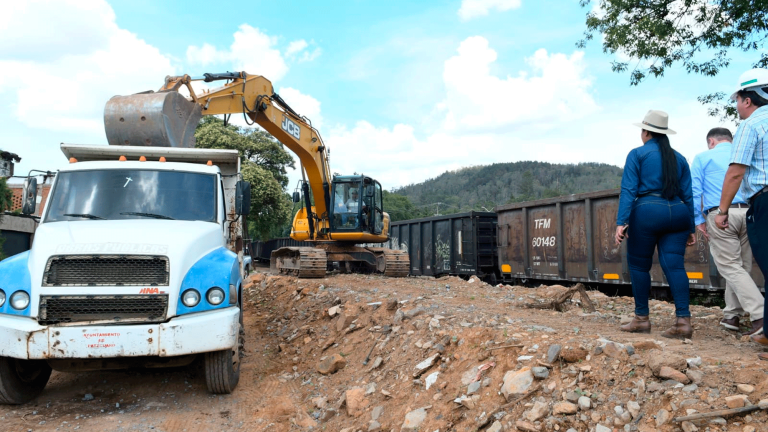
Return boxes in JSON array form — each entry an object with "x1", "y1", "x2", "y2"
[{"x1": 386, "y1": 189, "x2": 764, "y2": 292}]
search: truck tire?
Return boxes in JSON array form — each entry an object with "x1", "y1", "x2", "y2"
[
  {"x1": 0, "y1": 357, "x2": 52, "y2": 404},
  {"x1": 204, "y1": 308, "x2": 243, "y2": 394}
]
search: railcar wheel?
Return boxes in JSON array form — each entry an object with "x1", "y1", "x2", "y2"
[{"x1": 0, "y1": 357, "x2": 52, "y2": 404}]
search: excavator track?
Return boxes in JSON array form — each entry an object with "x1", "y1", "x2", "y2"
[
  {"x1": 270, "y1": 247, "x2": 327, "y2": 278},
  {"x1": 366, "y1": 248, "x2": 410, "y2": 278}
]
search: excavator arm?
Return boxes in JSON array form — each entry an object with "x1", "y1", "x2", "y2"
[{"x1": 104, "y1": 72, "x2": 332, "y2": 232}]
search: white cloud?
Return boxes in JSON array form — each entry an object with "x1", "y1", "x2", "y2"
[
  {"x1": 282, "y1": 36, "x2": 603, "y2": 190},
  {"x1": 458, "y1": 0, "x2": 522, "y2": 21},
  {"x1": 187, "y1": 24, "x2": 289, "y2": 81},
  {"x1": 278, "y1": 87, "x2": 323, "y2": 129},
  {"x1": 0, "y1": 0, "x2": 175, "y2": 134},
  {"x1": 299, "y1": 48, "x2": 323, "y2": 63},
  {"x1": 441, "y1": 37, "x2": 597, "y2": 133},
  {"x1": 286, "y1": 40, "x2": 309, "y2": 57},
  {"x1": 0, "y1": 0, "x2": 114, "y2": 60}
]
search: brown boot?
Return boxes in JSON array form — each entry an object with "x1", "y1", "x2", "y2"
[
  {"x1": 620, "y1": 315, "x2": 651, "y2": 333},
  {"x1": 742, "y1": 318, "x2": 764, "y2": 336},
  {"x1": 661, "y1": 317, "x2": 692, "y2": 340}
]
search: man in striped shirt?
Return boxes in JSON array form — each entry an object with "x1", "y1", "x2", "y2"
[{"x1": 714, "y1": 68, "x2": 768, "y2": 355}]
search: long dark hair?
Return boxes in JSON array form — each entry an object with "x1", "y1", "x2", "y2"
[{"x1": 649, "y1": 131, "x2": 679, "y2": 199}]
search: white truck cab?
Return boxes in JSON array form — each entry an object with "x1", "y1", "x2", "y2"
[{"x1": 0, "y1": 144, "x2": 250, "y2": 404}]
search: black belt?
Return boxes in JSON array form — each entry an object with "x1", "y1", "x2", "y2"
[
  {"x1": 704, "y1": 203, "x2": 749, "y2": 215},
  {"x1": 749, "y1": 186, "x2": 768, "y2": 205}
]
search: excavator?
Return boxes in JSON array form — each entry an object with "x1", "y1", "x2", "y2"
[{"x1": 103, "y1": 71, "x2": 409, "y2": 278}]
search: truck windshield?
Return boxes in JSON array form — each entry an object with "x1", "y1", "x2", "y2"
[{"x1": 45, "y1": 169, "x2": 217, "y2": 223}]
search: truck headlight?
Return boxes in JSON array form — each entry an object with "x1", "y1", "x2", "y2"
[
  {"x1": 0, "y1": 290, "x2": 5, "y2": 307},
  {"x1": 181, "y1": 289, "x2": 200, "y2": 307},
  {"x1": 10, "y1": 291, "x2": 30, "y2": 310},
  {"x1": 207, "y1": 287, "x2": 225, "y2": 305}
]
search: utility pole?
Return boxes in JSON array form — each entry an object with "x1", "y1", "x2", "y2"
[{"x1": 434, "y1": 202, "x2": 443, "y2": 216}]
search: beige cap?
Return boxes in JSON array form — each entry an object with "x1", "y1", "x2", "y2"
[{"x1": 633, "y1": 110, "x2": 676, "y2": 135}]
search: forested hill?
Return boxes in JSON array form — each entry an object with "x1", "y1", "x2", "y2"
[{"x1": 384, "y1": 161, "x2": 623, "y2": 221}]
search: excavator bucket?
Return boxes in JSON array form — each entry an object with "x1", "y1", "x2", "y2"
[{"x1": 104, "y1": 91, "x2": 203, "y2": 148}]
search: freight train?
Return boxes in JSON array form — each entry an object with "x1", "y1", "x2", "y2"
[{"x1": 383, "y1": 189, "x2": 764, "y2": 292}]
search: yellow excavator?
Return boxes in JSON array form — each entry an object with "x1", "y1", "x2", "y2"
[{"x1": 104, "y1": 71, "x2": 409, "y2": 278}]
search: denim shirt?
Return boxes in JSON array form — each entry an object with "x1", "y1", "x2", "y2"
[{"x1": 616, "y1": 138, "x2": 695, "y2": 233}]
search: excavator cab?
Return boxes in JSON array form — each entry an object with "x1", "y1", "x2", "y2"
[{"x1": 330, "y1": 175, "x2": 383, "y2": 235}]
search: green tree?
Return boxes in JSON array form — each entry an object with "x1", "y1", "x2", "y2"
[
  {"x1": 383, "y1": 190, "x2": 419, "y2": 222},
  {"x1": 194, "y1": 117, "x2": 295, "y2": 240},
  {"x1": 518, "y1": 171, "x2": 535, "y2": 201},
  {"x1": 0, "y1": 176, "x2": 13, "y2": 260},
  {"x1": 578, "y1": 0, "x2": 768, "y2": 120}
]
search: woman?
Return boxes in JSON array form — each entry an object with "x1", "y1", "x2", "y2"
[{"x1": 615, "y1": 110, "x2": 697, "y2": 339}]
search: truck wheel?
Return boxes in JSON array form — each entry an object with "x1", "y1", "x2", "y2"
[
  {"x1": 204, "y1": 309, "x2": 243, "y2": 394},
  {"x1": 0, "y1": 357, "x2": 52, "y2": 404}
]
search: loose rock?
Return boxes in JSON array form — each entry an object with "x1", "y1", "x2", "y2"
[
  {"x1": 345, "y1": 387, "x2": 369, "y2": 417},
  {"x1": 527, "y1": 400, "x2": 549, "y2": 421},
  {"x1": 656, "y1": 409, "x2": 670, "y2": 426},
  {"x1": 400, "y1": 408, "x2": 426, "y2": 431},
  {"x1": 500, "y1": 367, "x2": 534, "y2": 401},
  {"x1": 316, "y1": 354, "x2": 347, "y2": 375},
  {"x1": 553, "y1": 401, "x2": 578, "y2": 415}
]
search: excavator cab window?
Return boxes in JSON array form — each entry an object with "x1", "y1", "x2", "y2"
[
  {"x1": 331, "y1": 181, "x2": 363, "y2": 230},
  {"x1": 373, "y1": 182, "x2": 383, "y2": 234}
]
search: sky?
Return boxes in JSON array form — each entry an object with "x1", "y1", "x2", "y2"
[{"x1": 1, "y1": 0, "x2": 762, "y2": 192}]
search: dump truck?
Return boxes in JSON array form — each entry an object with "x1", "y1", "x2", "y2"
[{"x1": 0, "y1": 143, "x2": 251, "y2": 403}]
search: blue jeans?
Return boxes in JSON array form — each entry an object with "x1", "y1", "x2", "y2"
[
  {"x1": 746, "y1": 192, "x2": 768, "y2": 334},
  {"x1": 627, "y1": 196, "x2": 691, "y2": 317}
]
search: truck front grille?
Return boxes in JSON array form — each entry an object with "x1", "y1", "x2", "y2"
[
  {"x1": 39, "y1": 295, "x2": 169, "y2": 325},
  {"x1": 43, "y1": 255, "x2": 169, "y2": 287}
]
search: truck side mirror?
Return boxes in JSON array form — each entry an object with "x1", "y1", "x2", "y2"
[
  {"x1": 22, "y1": 177, "x2": 38, "y2": 215},
  {"x1": 236, "y1": 181, "x2": 251, "y2": 215},
  {"x1": 292, "y1": 191, "x2": 301, "y2": 203},
  {"x1": 365, "y1": 185, "x2": 374, "y2": 197}
]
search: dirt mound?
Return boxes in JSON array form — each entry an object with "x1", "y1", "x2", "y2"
[{"x1": 243, "y1": 272, "x2": 768, "y2": 432}]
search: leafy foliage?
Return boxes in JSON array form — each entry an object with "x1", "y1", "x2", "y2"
[
  {"x1": 386, "y1": 161, "x2": 623, "y2": 220},
  {"x1": 578, "y1": 0, "x2": 768, "y2": 121},
  {"x1": 195, "y1": 117, "x2": 296, "y2": 188},
  {"x1": 383, "y1": 190, "x2": 420, "y2": 221},
  {"x1": 194, "y1": 117, "x2": 295, "y2": 240},
  {"x1": 0, "y1": 176, "x2": 13, "y2": 259}
]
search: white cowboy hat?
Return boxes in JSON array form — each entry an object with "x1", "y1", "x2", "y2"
[{"x1": 632, "y1": 110, "x2": 676, "y2": 135}]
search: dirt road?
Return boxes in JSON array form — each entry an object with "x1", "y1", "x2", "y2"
[{"x1": 2, "y1": 272, "x2": 767, "y2": 432}]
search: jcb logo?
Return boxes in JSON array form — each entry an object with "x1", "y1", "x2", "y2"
[
  {"x1": 139, "y1": 287, "x2": 160, "y2": 294},
  {"x1": 282, "y1": 116, "x2": 301, "y2": 140}
]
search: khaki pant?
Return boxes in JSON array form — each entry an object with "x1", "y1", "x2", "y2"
[{"x1": 706, "y1": 208, "x2": 764, "y2": 320}]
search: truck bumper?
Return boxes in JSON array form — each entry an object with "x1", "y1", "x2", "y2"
[{"x1": 0, "y1": 307, "x2": 240, "y2": 360}]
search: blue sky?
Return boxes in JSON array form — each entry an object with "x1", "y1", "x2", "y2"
[{"x1": 1, "y1": 0, "x2": 761, "y2": 190}]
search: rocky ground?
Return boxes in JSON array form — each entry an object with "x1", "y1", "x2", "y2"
[{"x1": 2, "y1": 270, "x2": 768, "y2": 432}]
